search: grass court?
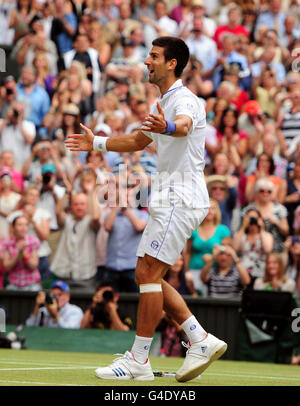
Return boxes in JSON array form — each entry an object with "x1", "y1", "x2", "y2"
[{"x1": 0, "y1": 349, "x2": 299, "y2": 386}]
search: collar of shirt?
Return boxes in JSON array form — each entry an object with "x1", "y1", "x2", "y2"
[{"x1": 159, "y1": 79, "x2": 183, "y2": 101}]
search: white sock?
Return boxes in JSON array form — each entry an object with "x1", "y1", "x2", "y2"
[
  {"x1": 131, "y1": 335, "x2": 153, "y2": 364},
  {"x1": 181, "y1": 315, "x2": 207, "y2": 344}
]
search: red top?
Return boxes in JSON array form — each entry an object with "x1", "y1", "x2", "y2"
[{"x1": 214, "y1": 25, "x2": 250, "y2": 49}]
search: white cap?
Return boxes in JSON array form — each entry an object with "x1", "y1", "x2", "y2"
[{"x1": 94, "y1": 123, "x2": 112, "y2": 136}]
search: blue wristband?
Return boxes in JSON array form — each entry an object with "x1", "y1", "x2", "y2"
[{"x1": 164, "y1": 120, "x2": 176, "y2": 135}]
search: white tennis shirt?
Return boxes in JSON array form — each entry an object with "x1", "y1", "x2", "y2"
[{"x1": 142, "y1": 79, "x2": 210, "y2": 209}]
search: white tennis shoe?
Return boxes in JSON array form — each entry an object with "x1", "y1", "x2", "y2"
[
  {"x1": 176, "y1": 333, "x2": 227, "y2": 382},
  {"x1": 95, "y1": 351, "x2": 154, "y2": 381}
]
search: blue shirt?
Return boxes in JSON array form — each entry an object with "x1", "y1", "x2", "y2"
[
  {"x1": 250, "y1": 61, "x2": 286, "y2": 83},
  {"x1": 16, "y1": 83, "x2": 50, "y2": 127},
  {"x1": 186, "y1": 35, "x2": 218, "y2": 74},
  {"x1": 57, "y1": 13, "x2": 78, "y2": 54},
  {"x1": 105, "y1": 209, "x2": 149, "y2": 271},
  {"x1": 255, "y1": 11, "x2": 286, "y2": 39}
]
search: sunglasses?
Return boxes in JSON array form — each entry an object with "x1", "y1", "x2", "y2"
[
  {"x1": 211, "y1": 186, "x2": 226, "y2": 191},
  {"x1": 259, "y1": 189, "x2": 272, "y2": 194}
]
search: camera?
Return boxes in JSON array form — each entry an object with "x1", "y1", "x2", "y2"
[
  {"x1": 13, "y1": 109, "x2": 19, "y2": 118},
  {"x1": 249, "y1": 216, "x2": 259, "y2": 226},
  {"x1": 102, "y1": 290, "x2": 114, "y2": 302},
  {"x1": 45, "y1": 291, "x2": 56, "y2": 305},
  {"x1": 219, "y1": 245, "x2": 226, "y2": 253},
  {"x1": 42, "y1": 172, "x2": 52, "y2": 185}
]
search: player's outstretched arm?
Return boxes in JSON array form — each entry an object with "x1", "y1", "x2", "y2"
[
  {"x1": 140, "y1": 102, "x2": 192, "y2": 137},
  {"x1": 65, "y1": 123, "x2": 152, "y2": 152}
]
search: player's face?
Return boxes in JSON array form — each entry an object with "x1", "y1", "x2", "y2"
[{"x1": 144, "y1": 46, "x2": 169, "y2": 86}]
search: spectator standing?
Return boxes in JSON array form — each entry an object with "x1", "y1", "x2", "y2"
[
  {"x1": 2, "y1": 215, "x2": 40, "y2": 291},
  {"x1": 0, "y1": 101, "x2": 36, "y2": 170},
  {"x1": 278, "y1": 86, "x2": 300, "y2": 155},
  {"x1": 102, "y1": 180, "x2": 149, "y2": 293},
  {"x1": 16, "y1": 65, "x2": 51, "y2": 128},
  {"x1": 51, "y1": 192, "x2": 100, "y2": 292},
  {"x1": 26, "y1": 280, "x2": 84, "y2": 328},
  {"x1": 8, "y1": 0, "x2": 36, "y2": 42},
  {"x1": 185, "y1": 15, "x2": 218, "y2": 78},
  {"x1": 213, "y1": 3, "x2": 250, "y2": 49},
  {"x1": 0, "y1": 167, "x2": 22, "y2": 240},
  {"x1": 0, "y1": 75, "x2": 17, "y2": 118},
  {"x1": 255, "y1": 0, "x2": 286, "y2": 40}
]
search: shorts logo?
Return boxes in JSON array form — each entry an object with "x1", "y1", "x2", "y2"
[
  {"x1": 190, "y1": 324, "x2": 197, "y2": 331},
  {"x1": 144, "y1": 345, "x2": 150, "y2": 350},
  {"x1": 151, "y1": 240, "x2": 159, "y2": 250}
]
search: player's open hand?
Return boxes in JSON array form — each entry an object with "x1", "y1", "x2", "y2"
[
  {"x1": 64, "y1": 123, "x2": 94, "y2": 151},
  {"x1": 141, "y1": 102, "x2": 167, "y2": 134}
]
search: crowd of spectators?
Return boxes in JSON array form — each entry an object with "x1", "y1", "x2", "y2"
[{"x1": 0, "y1": 0, "x2": 300, "y2": 308}]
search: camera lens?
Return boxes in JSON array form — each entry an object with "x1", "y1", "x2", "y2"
[{"x1": 103, "y1": 290, "x2": 114, "y2": 302}]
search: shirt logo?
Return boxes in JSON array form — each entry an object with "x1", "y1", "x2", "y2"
[
  {"x1": 190, "y1": 324, "x2": 197, "y2": 331},
  {"x1": 151, "y1": 240, "x2": 159, "y2": 250}
]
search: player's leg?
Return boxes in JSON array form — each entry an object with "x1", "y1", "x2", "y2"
[
  {"x1": 94, "y1": 254, "x2": 168, "y2": 381},
  {"x1": 161, "y1": 279, "x2": 227, "y2": 382}
]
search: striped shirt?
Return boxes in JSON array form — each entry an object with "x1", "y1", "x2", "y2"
[
  {"x1": 208, "y1": 266, "x2": 242, "y2": 298},
  {"x1": 280, "y1": 108, "x2": 300, "y2": 148}
]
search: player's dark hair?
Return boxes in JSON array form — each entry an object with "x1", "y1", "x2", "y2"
[{"x1": 152, "y1": 36, "x2": 190, "y2": 77}]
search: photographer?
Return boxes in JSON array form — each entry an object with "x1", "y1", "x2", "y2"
[
  {"x1": 0, "y1": 101, "x2": 36, "y2": 170},
  {"x1": 200, "y1": 244, "x2": 251, "y2": 298},
  {"x1": 233, "y1": 208, "x2": 273, "y2": 285},
  {"x1": 26, "y1": 280, "x2": 83, "y2": 328},
  {"x1": 80, "y1": 282, "x2": 131, "y2": 331}
]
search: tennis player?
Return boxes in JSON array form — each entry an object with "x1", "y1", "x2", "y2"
[{"x1": 65, "y1": 36, "x2": 227, "y2": 382}]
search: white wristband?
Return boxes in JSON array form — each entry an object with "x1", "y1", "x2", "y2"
[{"x1": 93, "y1": 136, "x2": 108, "y2": 152}]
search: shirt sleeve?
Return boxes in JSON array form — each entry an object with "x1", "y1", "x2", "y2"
[
  {"x1": 174, "y1": 96, "x2": 206, "y2": 129},
  {"x1": 57, "y1": 306, "x2": 83, "y2": 329}
]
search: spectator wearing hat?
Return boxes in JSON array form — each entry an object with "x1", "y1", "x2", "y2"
[
  {"x1": 206, "y1": 174, "x2": 238, "y2": 231},
  {"x1": 0, "y1": 167, "x2": 22, "y2": 240},
  {"x1": 0, "y1": 101, "x2": 36, "y2": 170},
  {"x1": 2, "y1": 215, "x2": 41, "y2": 291},
  {"x1": 26, "y1": 280, "x2": 84, "y2": 328},
  {"x1": 238, "y1": 100, "x2": 264, "y2": 157},
  {"x1": 51, "y1": 192, "x2": 100, "y2": 292},
  {"x1": 22, "y1": 141, "x2": 64, "y2": 185},
  {"x1": 52, "y1": 103, "x2": 81, "y2": 141},
  {"x1": 16, "y1": 65, "x2": 51, "y2": 128}
]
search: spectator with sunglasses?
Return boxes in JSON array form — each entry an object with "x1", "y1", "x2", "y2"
[
  {"x1": 245, "y1": 152, "x2": 287, "y2": 204},
  {"x1": 242, "y1": 178, "x2": 289, "y2": 254}
]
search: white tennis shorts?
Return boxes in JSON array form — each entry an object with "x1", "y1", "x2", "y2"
[{"x1": 136, "y1": 206, "x2": 209, "y2": 265}]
